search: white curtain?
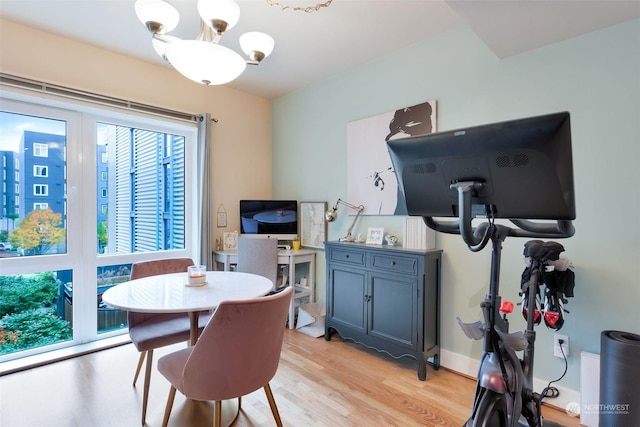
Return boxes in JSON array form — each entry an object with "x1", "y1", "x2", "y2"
[{"x1": 197, "y1": 113, "x2": 214, "y2": 268}]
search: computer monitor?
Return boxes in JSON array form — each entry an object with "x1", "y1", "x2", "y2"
[
  {"x1": 387, "y1": 112, "x2": 575, "y2": 221},
  {"x1": 239, "y1": 200, "x2": 298, "y2": 241}
]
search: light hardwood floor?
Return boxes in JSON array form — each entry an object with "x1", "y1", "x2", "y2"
[{"x1": 1, "y1": 329, "x2": 581, "y2": 427}]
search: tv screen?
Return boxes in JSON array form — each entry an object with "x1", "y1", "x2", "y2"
[
  {"x1": 239, "y1": 200, "x2": 298, "y2": 240},
  {"x1": 387, "y1": 112, "x2": 575, "y2": 220}
]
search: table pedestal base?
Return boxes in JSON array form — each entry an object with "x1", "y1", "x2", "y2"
[{"x1": 158, "y1": 397, "x2": 239, "y2": 426}]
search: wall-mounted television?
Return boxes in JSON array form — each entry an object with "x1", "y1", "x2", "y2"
[{"x1": 239, "y1": 200, "x2": 298, "y2": 241}]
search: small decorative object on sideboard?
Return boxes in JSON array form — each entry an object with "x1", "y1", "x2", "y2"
[
  {"x1": 385, "y1": 234, "x2": 399, "y2": 246},
  {"x1": 365, "y1": 227, "x2": 384, "y2": 245}
]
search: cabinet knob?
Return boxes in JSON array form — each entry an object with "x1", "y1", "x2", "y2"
[{"x1": 391, "y1": 261, "x2": 396, "y2": 266}]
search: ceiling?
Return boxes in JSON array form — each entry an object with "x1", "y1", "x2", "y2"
[{"x1": 1, "y1": 0, "x2": 639, "y2": 99}]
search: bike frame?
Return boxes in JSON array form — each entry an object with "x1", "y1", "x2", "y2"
[{"x1": 426, "y1": 181, "x2": 574, "y2": 427}]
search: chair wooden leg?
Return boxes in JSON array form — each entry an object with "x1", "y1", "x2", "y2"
[
  {"x1": 263, "y1": 383, "x2": 283, "y2": 427},
  {"x1": 133, "y1": 351, "x2": 146, "y2": 385},
  {"x1": 161, "y1": 386, "x2": 177, "y2": 427},
  {"x1": 141, "y1": 349, "x2": 153, "y2": 425},
  {"x1": 214, "y1": 400, "x2": 222, "y2": 427}
]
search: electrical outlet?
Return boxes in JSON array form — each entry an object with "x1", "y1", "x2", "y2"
[{"x1": 554, "y1": 333, "x2": 569, "y2": 358}]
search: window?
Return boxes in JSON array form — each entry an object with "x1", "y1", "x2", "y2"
[
  {"x1": 98, "y1": 123, "x2": 186, "y2": 254},
  {"x1": 33, "y1": 143, "x2": 48, "y2": 157},
  {"x1": 1, "y1": 96, "x2": 198, "y2": 364},
  {"x1": 33, "y1": 165, "x2": 48, "y2": 177},
  {"x1": 34, "y1": 184, "x2": 49, "y2": 196}
]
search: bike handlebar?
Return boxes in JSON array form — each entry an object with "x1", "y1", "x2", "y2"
[{"x1": 423, "y1": 181, "x2": 575, "y2": 251}]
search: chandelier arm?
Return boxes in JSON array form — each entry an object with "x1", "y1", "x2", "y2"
[{"x1": 152, "y1": 33, "x2": 170, "y2": 45}]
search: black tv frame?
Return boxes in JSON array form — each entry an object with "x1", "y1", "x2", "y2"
[{"x1": 387, "y1": 111, "x2": 576, "y2": 249}]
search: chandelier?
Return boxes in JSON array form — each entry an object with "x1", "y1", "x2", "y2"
[{"x1": 135, "y1": 0, "x2": 275, "y2": 86}]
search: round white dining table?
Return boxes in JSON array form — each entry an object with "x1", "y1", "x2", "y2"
[
  {"x1": 102, "y1": 270, "x2": 273, "y2": 345},
  {"x1": 101, "y1": 270, "x2": 273, "y2": 426}
]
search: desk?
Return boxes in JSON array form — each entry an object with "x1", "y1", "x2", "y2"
[
  {"x1": 214, "y1": 249, "x2": 316, "y2": 329},
  {"x1": 102, "y1": 271, "x2": 273, "y2": 345}
]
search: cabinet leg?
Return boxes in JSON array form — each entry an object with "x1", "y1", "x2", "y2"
[
  {"x1": 418, "y1": 361, "x2": 427, "y2": 381},
  {"x1": 324, "y1": 327, "x2": 333, "y2": 341},
  {"x1": 430, "y1": 353, "x2": 440, "y2": 370}
]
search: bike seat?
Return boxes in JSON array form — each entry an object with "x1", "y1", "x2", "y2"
[{"x1": 523, "y1": 240, "x2": 565, "y2": 261}]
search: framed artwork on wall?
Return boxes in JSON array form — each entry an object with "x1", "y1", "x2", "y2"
[
  {"x1": 347, "y1": 100, "x2": 437, "y2": 216},
  {"x1": 300, "y1": 201, "x2": 327, "y2": 249}
]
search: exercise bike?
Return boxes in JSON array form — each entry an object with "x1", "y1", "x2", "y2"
[{"x1": 428, "y1": 181, "x2": 575, "y2": 427}]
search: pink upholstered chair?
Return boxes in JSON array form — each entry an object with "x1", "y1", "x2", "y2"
[
  {"x1": 128, "y1": 258, "x2": 210, "y2": 425},
  {"x1": 157, "y1": 286, "x2": 293, "y2": 427}
]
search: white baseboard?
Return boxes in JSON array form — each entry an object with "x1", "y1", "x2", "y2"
[{"x1": 439, "y1": 349, "x2": 580, "y2": 414}]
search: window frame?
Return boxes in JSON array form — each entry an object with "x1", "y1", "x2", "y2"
[
  {"x1": 33, "y1": 165, "x2": 48, "y2": 177},
  {"x1": 33, "y1": 142, "x2": 48, "y2": 157},
  {"x1": 0, "y1": 91, "x2": 200, "y2": 364},
  {"x1": 33, "y1": 183, "x2": 49, "y2": 196}
]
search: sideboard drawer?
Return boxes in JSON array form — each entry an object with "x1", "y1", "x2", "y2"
[
  {"x1": 328, "y1": 247, "x2": 366, "y2": 266},
  {"x1": 371, "y1": 253, "x2": 418, "y2": 275}
]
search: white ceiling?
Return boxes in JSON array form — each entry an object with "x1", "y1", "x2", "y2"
[{"x1": 1, "y1": 0, "x2": 639, "y2": 99}]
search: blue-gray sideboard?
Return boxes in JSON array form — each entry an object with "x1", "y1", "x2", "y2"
[{"x1": 324, "y1": 241, "x2": 442, "y2": 380}]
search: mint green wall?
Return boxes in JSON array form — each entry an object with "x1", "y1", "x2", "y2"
[{"x1": 273, "y1": 20, "x2": 640, "y2": 393}]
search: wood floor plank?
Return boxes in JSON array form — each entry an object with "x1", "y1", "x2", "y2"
[{"x1": 0, "y1": 329, "x2": 581, "y2": 427}]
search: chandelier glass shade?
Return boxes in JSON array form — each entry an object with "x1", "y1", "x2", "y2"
[
  {"x1": 135, "y1": 0, "x2": 179, "y2": 34},
  {"x1": 197, "y1": 0, "x2": 240, "y2": 34},
  {"x1": 240, "y1": 31, "x2": 275, "y2": 62},
  {"x1": 135, "y1": 0, "x2": 274, "y2": 86},
  {"x1": 165, "y1": 40, "x2": 246, "y2": 85}
]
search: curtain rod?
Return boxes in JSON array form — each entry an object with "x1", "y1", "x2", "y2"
[{"x1": 0, "y1": 73, "x2": 218, "y2": 123}]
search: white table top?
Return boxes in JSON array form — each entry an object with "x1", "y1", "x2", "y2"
[{"x1": 102, "y1": 271, "x2": 273, "y2": 314}]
